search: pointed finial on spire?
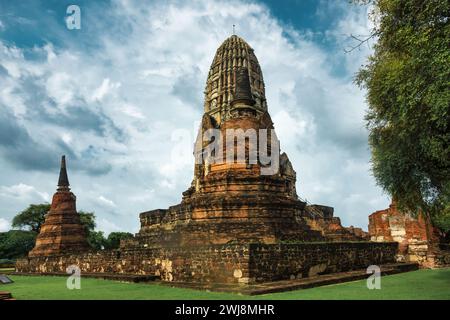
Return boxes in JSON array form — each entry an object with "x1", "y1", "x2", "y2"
[
  {"x1": 57, "y1": 155, "x2": 70, "y2": 191},
  {"x1": 233, "y1": 24, "x2": 236, "y2": 35}
]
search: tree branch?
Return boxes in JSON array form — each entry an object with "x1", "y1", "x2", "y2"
[{"x1": 344, "y1": 32, "x2": 378, "y2": 53}]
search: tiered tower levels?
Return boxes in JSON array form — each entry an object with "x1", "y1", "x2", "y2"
[
  {"x1": 133, "y1": 36, "x2": 335, "y2": 247},
  {"x1": 28, "y1": 156, "x2": 89, "y2": 257}
]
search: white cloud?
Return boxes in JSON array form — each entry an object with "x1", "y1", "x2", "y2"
[
  {"x1": 97, "y1": 217, "x2": 122, "y2": 236},
  {"x1": 96, "y1": 195, "x2": 117, "y2": 208},
  {"x1": 129, "y1": 189, "x2": 155, "y2": 203},
  {"x1": 61, "y1": 132, "x2": 72, "y2": 144},
  {"x1": 1, "y1": 61, "x2": 21, "y2": 79},
  {"x1": 45, "y1": 72, "x2": 75, "y2": 107},
  {"x1": 43, "y1": 43, "x2": 57, "y2": 62},
  {"x1": 0, "y1": 86, "x2": 27, "y2": 116},
  {"x1": 91, "y1": 78, "x2": 121, "y2": 102},
  {"x1": 0, "y1": 183, "x2": 50, "y2": 202},
  {"x1": 0, "y1": 218, "x2": 10, "y2": 232},
  {"x1": 120, "y1": 103, "x2": 145, "y2": 119}
]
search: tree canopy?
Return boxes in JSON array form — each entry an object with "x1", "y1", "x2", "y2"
[
  {"x1": 12, "y1": 204, "x2": 50, "y2": 232},
  {"x1": 0, "y1": 230, "x2": 37, "y2": 259},
  {"x1": 105, "y1": 232, "x2": 134, "y2": 250},
  {"x1": 355, "y1": 0, "x2": 450, "y2": 230}
]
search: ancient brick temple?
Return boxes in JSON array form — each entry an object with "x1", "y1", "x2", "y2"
[
  {"x1": 369, "y1": 200, "x2": 450, "y2": 267},
  {"x1": 133, "y1": 35, "x2": 366, "y2": 248},
  {"x1": 28, "y1": 156, "x2": 89, "y2": 257},
  {"x1": 17, "y1": 35, "x2": 400, "y2": 285}
]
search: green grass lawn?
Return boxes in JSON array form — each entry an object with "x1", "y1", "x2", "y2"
[
  {"x1": 3, "y1": 268, "x2": 450, "y2": 300},
  {"x1": 0, "y1": 268, "x2": 15, "y2": 274}
]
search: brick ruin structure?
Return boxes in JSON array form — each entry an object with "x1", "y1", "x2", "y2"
[
  {"x1": 17, "y1": 35, "x2": 401, "y2": 285},
  {"x1": 28, "y1": 156, "x2": 89, "y2": 257},
  {"x1": 369, "y1": 200, "x2": 450, "y2": 268},
  {"x1": 131, "y1": 35, "x2": 367, "y2": 248}
]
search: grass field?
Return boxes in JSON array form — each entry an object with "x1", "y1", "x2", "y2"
[
  {"x1": 3, "y1": 268, "x2": 450, "y2": 300},
  {"x1": 0, "y1": 268, "x2": 15, "y2": 274}
]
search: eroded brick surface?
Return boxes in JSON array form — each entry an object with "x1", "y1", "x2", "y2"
[
  {"x1": 28, "y1": 156, "x2": 89, "y2": 257},
  {"x1": 16, "y1": 242, "x2": 397, "y2": 284},
  {"x1": 368, "y1": 201, "x2": 449, "y2": 267}
]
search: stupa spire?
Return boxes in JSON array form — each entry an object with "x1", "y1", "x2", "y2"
[
  {"x1": 57, "y1": 155, "x2": 70, "y2": 190},
  {"x1": 28, "y1": 154, "x2": 89, "y2": 257}
]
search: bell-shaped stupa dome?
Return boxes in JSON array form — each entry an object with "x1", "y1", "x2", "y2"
[{"x1": 203, "y1": 35, "x2": 266, "y2": 124}]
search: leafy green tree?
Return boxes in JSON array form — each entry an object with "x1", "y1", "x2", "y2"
[
  {"x1": 78, "y1": 211, "x2": 96, "y2": 233},
  {"x1": 77, "y1": 211, "x2": 108, "y2": 250},
  {"x1": 355, "y1": 0, "x2": 450, "y2": 230},
  {"x1": 0, "y1": 230, "x2": 37, "y2": 259},
  {"x1": 12, "y1": 204, "x2": 50, "y2": 232},
  {"x1": 87, "y1": 231, "x2": 107, "y2": 250},
  {"x1": 105, "y1": 232, "x2": 134, "y2": 249}
]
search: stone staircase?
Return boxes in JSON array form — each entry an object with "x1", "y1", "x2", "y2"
[{"x1": 0, "y1": 291, "x2": 13, "y2": 300}]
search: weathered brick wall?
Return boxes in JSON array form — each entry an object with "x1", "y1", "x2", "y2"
[
  {"x1": 248, "y1": 242, "x2": 398, "y2": 282},
  {"x1": 15, "y1": 245, "x2": 250, "y2": 283},
  {"x1": 368, "y1": 201, "x2": 448, "y2": 267},
  {"x1": 16, "y1": 242, "x2": 397, "y2": 284},
  {"x1": 435, "y1": 245, "x2": 450, "y2": 267},
  {"x1": 305, "y1": 216, "x2": 369, "y2": 242}
]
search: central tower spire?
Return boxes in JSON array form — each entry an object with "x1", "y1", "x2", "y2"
[
  {"x1": 203, "y1": 35, "x2": 266, "y2": 124},
  {"x1": 57, "y1": 155, "x2": 70, "y2": 191}
]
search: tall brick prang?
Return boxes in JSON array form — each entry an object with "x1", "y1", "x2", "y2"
[
  {"x1": 131, "y1": 35, "x2": 366, "y2": 247},
  {"x1": 29, "y1": 155, "x2": 89, "y2": 257}
]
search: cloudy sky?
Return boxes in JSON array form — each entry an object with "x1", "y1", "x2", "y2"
[{"x1": 0, "y1": 0, "x2": 388, "y2": 234}]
